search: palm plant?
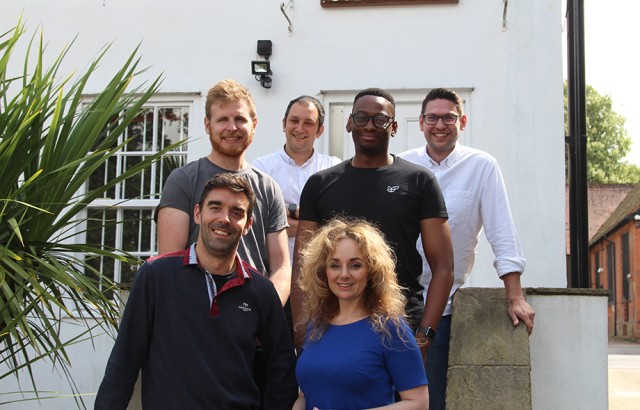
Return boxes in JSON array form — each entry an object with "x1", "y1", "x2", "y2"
[{"x1": 0, "y1": 19, "x2": 184, "y2": 406}]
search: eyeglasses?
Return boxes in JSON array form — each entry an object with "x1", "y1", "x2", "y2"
[
  {"x1": 422, "y1": 114, "x2": 460, "y2": 125},
  {"x1": 350, "y1": 112, "x2": 394, "y2": 129}
]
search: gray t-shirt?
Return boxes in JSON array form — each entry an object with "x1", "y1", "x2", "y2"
[{"x1": 157, "y1": 157, "x2": 288, "y2": 276}]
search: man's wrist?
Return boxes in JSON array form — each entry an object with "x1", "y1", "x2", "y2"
[
  {"x1": 288, "y1": 203, "x2": 298, "y2": 219},
  {"x1": 415, "y1": 326, "x2": 436, "y2": 342}
]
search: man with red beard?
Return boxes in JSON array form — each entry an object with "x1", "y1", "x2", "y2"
[
  {"x1": 157, "y1": 79, "x2": 290, "y2": 306},
  {"x1": 97, "y1": 174, "x2": 298, "y2": 409}
]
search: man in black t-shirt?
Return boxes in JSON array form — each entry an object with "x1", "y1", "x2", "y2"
[{"x1": 291, "y1": 88, "x2": 454, "y2": 359}]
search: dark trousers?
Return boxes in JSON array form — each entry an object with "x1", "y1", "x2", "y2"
[
  {"x1": 253, "y1": 346, "x2": 267, "y2": 410},
  {"x1": 425, "y1": 314, "x2": 452, "y2": 410}
]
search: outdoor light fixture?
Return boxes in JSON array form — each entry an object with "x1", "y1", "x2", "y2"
[
  {"x1": 252, "y1": 40, "x2": 272, "y2": 89},
  {"x1": 258, "y1": 75, "x2": 272, "y2": 89},
  {"x1": 251, "y1": 61, "x2": 270, "y2": 75},
  {"x1": 256, "y1": 40, "x2": 272, "y2": 58}
]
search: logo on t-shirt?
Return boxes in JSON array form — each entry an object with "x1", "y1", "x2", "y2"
[
  {"x1": 238, "y1": 302, "x2": 252, "y2": 312},
  {"x1": 387, "y1": 185, "x2": 399, "y2": 193}
]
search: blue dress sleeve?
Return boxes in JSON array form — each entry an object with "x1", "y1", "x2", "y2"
[{"x1": 383, "y1": 319, "x2": 428, "y2": 392}]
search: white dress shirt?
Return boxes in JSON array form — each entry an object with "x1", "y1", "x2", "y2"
[
  {"x1": 252, "y1": 147, "x2": 341, "y2": 262},
  {"x1": 398, "y1": 144, "x2": 525, "y2": 315}
]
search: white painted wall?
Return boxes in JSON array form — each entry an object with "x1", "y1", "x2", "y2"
[
  {"x1": 3, "y1": 0, "x2": 566, "y2": 287},
  {"x1": 529, "y1": 293, "x2": 609, "y2": 409},
  {"x1": 1, "y1": 318, "x2": 115, "y2": 409},
  {"x1": 2, "y1": 0, "x2": 568, "y2": 407}
]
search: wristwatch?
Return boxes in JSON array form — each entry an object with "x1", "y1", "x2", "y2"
[
  {"x1": 415, "y1": 326, "x2": 436, "y2": 342},
  {"x1": 288, "y1": 203, "x2": 298, "y2": 219}
]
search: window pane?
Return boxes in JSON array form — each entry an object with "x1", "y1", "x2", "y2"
[
  {"x1": 122, "y1": 155, "x2": 146, "y2": 198},
  {"x1": 122, "y1": 209, "x2": 153, "y2": 252},
  {"x1": 89, "y1": 157, "x2": 117, "y2": 198},
  {"x1": 159, "y1": 108, "x2": 189, "y2": 151},
  {"x1": 86, "y1": 208, "x2": 117, "y2": 249},
  {"x1": 622, "y1": 233, "x2": 630, "y2": 301},
  {"x1": 121, "y1": 260, "x2": 143, "y2": 287},
  {"x1": 85, "y1": 208, "x2": 118, "y2": 299},
  {"x1": 125, "y1": 108, "x2": 154, "y2": 152},
  {"x1": 607, "y1": 243, "x2": 615, "y2": 304}
]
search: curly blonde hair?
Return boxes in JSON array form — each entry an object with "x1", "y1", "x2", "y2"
[
  {"x1": 297, "y1": 218, "x2": 408, "y2": 343},
  {"x1": 205, "y1": 78, "x2": 256, "y2": 119}
]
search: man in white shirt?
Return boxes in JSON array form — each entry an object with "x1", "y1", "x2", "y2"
[
  {"x1": 252, "y1": 96, "x2": 340, "y2": 263},
  {"x1": 398, "y1": 88, "x2": 535, "y2": 410}
]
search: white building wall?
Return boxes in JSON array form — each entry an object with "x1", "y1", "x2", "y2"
[
  {"x1": 2, "y1": 1, "x2": 567, "y2": 407},
  {"x1": 529, "y1": 293, "x2": 609, "y2": 410}
]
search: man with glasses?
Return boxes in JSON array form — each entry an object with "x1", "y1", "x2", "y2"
[
  {"x1": 399, "y1": 88, "x2": 535, "y2": 410},
  {"x1": 291, "y1": 88, "x2": 454, "y2": 360}
]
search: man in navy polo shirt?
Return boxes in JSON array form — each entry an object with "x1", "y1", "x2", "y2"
[{"x1": 96, "y1": 173, "x2": 297, "y2": 409}]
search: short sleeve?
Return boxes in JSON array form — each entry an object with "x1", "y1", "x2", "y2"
[{"x1": 383, "y1": 320, "x2": 428, "y2": 391}]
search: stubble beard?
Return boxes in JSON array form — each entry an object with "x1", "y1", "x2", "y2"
[
  {"x1": 199, "y1": 224, "x2": 241, "y2": 258},
  {"x1": 353, "y1": 131, "x2": 389, "y2": 156}
]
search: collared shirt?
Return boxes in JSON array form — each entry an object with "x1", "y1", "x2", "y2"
[
  {"x1": 95, "y1": 245, "x2": 298, "y2": 409},
  {"x1": 185, "y1": 243, "x2": 251, "y2": 316},
  {"x1": 253, "y1": 147, "x2": 340, "y2": 261},
  {"x1": 399, "y1": 144, "x2": 525, "y2": 315}
]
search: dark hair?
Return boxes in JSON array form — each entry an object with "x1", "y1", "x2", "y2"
[
  {"x1": 198, "y1": 173, "x2": 255, "y2": 219},
  {"x1": 421, "y1": 88, "x2": 464, "y2": 116},
  {"x1": 283, "y1": 95, "x2": 325, "y2": 130},
  {"x1": 353, "y1": 88, "x2": 396, "y2": 109}
]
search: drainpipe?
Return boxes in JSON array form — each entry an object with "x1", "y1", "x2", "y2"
[{"x1": 566, "y1": 0, "x2": 589, "y2": 288}]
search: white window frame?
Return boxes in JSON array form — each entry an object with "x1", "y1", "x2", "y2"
[{"x1": 78, "y1": 93, "x2": 197, "y2": 288}]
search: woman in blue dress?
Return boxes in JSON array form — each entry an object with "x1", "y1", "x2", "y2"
[{"x1": 294, "y1": 218, "x2": 429, "y2": 410}]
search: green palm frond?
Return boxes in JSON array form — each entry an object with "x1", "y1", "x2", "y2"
[{"x1": 0, "y1": 17, "x2": 187, "y2": 406}]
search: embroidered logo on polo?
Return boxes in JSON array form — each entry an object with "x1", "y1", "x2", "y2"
[
  {"x1": 238, "y1": 302, "x2": 252, "y2": 312},
  {"x1": 387, "y1": 185, "x2": 399, "y2": 193}
]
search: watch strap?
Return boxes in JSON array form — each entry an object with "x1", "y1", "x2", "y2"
[
  {"x1": 288, "y1": 204, "x2": 298, "y2": 219},
  {"x1": 415, "y1": 326, "x2": 436, "y2": 341}
]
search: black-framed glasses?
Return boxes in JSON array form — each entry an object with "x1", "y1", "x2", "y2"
[
  {"x1": 350, "y1": 112, "x2": 394, "y2": 129},
  {"x1": 422, "y1": 114, "x2": 460, "y2": 125}
]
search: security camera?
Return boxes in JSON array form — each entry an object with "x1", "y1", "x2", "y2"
[{"x1": 635, "y1": 214, "x2": 640, "y2": 221}]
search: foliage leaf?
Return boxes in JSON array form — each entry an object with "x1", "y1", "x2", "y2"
[
  {"x1": 564, "y1": 82, "x2": 640, "y2": 184},
  {"x1": 0, "y1": 17, "x2": 186, "y2": 407}
]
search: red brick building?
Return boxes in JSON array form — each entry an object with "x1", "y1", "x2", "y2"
[{"x1": 588, "y1": 184, "x2": 640, "y2": 340}]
